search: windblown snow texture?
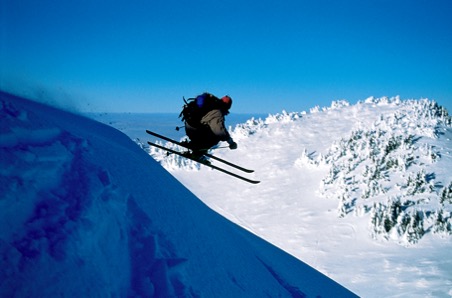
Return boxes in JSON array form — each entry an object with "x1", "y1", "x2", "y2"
[{"x1": 0, "y1": 90, "x2": 356, "y2": 297}]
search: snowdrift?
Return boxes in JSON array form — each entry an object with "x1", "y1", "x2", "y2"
[{"x1": 0, "y1": 91, "x2": 356, "y2": 297}]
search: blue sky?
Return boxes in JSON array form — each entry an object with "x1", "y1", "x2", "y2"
[{"x1": 1, "y1": 0, "x2": 451, "y2": 114}]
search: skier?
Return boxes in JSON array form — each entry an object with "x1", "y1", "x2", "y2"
[{"x1": 180, "y1": 92, "x2": 238, "y2": 160}]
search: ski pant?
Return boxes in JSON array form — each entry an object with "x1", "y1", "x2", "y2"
[{"x1": 185, "y1": 122, "x2": 220, "y2": 150}]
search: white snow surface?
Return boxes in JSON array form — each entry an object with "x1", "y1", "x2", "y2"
[
  {"x1": 0, "y1": 91, "x2": 356, "y2": 297},
  {"x1": 148, "y1": 96, "x2": 452, "y2": 298}
]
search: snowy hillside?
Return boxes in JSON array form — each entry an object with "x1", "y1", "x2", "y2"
[
  {"x1": 149, "y1": 97, "x2": 452, "y2": 297},
  {"x1": 0, "y1": 90, "x2": 357, "y2": 297},
  {"x1": 318, "y1": 98, "x2": 451, "y2": 244}
]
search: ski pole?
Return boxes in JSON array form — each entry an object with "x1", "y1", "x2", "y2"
[{"x1": 211, "y1": 146, "x2": 229, "y2": 150}]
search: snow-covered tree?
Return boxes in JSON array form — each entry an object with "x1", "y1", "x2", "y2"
[
  {"x1": 440, "y1": 182, "x2": 452, "y2": 205},
  {"x1": 398, "y1": 210, "x2": 425, "y2": 244},
  {"x1": 432, "y1": 209, "x2": 452, "y2": 236},
  {"x1": 404, "y1": 170, "x2": 434, "y2": 196}
]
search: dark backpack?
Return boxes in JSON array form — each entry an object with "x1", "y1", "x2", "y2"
[{"x1": 179, "y1": 93, "x2": 220, "y2": 127}]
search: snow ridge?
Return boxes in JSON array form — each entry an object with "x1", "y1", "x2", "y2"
[
  {"x1": 1, "y1": 91, "x2": 357, "y2": 297},
  {"x1": 1, "y1": 94, "x2": 210, "y2": 297}
]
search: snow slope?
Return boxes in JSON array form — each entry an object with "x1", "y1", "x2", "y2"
[
  {"x1": 0, "y1": 90, "x2": 357, "y2": 297},
  {"x1": 149, "y1": 97, "x2": 452, "y2": 297}
]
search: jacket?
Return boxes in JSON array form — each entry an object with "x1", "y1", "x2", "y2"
[{"x1": 200, "y1": 109, "x2": 230, "y2": 141}]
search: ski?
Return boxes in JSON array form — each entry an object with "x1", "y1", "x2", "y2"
[
  {"x1": 146, "y1": 130, "x2": 254, "y2": 173},
  {"x1": 147, "y1": 141, "x2": 260, "y2": 184}
]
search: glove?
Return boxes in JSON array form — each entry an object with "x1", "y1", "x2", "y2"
[{"x1": 227, "y1": 138, "x2": 238, "y2": 150}]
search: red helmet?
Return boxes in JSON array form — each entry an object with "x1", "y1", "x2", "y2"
[{"x1": 221, "y1": 95, "x2": 232, "y2": 110}]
